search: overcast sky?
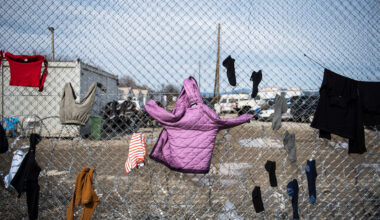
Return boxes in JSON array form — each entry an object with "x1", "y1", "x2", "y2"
[{"x1": 0, "y1": 0, "x2": 378, "y2": 92}]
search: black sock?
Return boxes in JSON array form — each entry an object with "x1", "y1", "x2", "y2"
[
  {"x1": 250, "y1": 70, "x2": 262, "y2": 98},
  {"x1": 252, "y1": 186, "x2": 264, "y2": 213},
  {"x1": 305, "y1": 160, "x2": 318, "y2": 204},
  {"x1": 222, "y1": 55, "x2": 236, "y2": 86},
  {"x1": 265, "y1": 160, "x2": 277, "y2": 187},
  {"x1": 286, "y1": 179, "x2": 299, "y2": 220}
]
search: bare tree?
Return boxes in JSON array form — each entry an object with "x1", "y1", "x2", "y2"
[
  {"x1": 161, "y1": 84, "x2": 180, "y2": 94},
  {"x1": 160, "y1": 84, "x2": 180, "y2": 105},
  {"x1": 119, "y1": 75, "x2": 137, "y2": 88}
]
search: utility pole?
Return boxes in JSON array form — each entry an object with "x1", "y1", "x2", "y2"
[
  {"x1": 48, "y1": 27, "x2": 55, "y2": 61},
  {"x1": 214, "y1": 24, "x2": 220, "y2": 103},
  {"x1": 198, "y1": 62, "x2": 201, "y2": 91}
]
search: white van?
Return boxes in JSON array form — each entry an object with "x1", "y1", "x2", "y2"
[{"x1": 214, "y1": 94, "x2": 249, "y2": 114}]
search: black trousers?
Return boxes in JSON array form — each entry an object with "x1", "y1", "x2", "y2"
[{"x1": 311, "y1": 69, "x2": 380, "y2": 154}]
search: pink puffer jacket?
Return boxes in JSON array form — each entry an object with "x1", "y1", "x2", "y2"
[{"x1": 145, "y1": 77, "x2": 253, "y2": 173}]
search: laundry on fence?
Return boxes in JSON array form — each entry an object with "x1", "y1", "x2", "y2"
[
  {"x1": 311, "y1": 69, "x2": 380, "y2": 154},
  {"x1": 145, "y1": 76, "x2": 253, "y2": 174},
  {"x1": 67, "y1": 167, "x2": 99, "y2": 220},
  {"x1": 125, "y1": 133, "x2": 146, "y2": 174},
  {"x1": 59, "y1": 82, "x2": 106, "y2": 125},
  {"x1": 10, "y1": 134, "x2": 42, "y2": 220},
  {"x1": 5, "y1": 52, "x2": 48, "y2": 92}
]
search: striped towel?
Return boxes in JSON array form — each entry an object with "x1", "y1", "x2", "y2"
[
  {"x1": 125, "y1": 133, "x2": 146, "y2": 174},
  {"x1": 4, "y1": 150, "x2": 26, "y2": 188}
]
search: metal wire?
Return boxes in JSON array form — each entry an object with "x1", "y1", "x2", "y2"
[{"x1": 0, "y1": 0, "x2": 379, "y2": 219}]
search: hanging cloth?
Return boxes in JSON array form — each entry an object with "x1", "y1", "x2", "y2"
[
  {"x1": 10, "y1": 133, "x2": 42, "y2": 220},
  {"x1": 311, "y1": 69, "x2": 380, "y2": 154},
  {"x1": 4, "y1": 150, "x2": 25, "y2": 188},
  {"x1": 5, "y1": 52, "x2": 48, "y2": 92},
  {"x1": 124, "y1": 133, "x2": 146, "y2": 174},
  {"x1": 59, "y1": 82, "x2": 106, "y2": 125},
  {"x1": 145, "y1": 77, "x2": 253, "y2": 174},
  {"x1": 0, "y1": 125, "x2": 8, "y2": 153},
  {"x1": 67, "y1": 167, "x2": 99, "y2": 220},
  {"x1": 0, "y1": 50, "x2": 3, "y2": 68}
]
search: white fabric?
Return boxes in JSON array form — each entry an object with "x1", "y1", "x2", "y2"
[{"x1": 4, "y1": 150, "x2": 26, "y2": 188}]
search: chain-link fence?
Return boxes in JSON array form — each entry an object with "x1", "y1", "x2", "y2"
[{"x1": 0, "y1": 0, "x2": 379, "y2": 219}]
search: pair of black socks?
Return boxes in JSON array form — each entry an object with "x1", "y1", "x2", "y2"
[
  {"x1": 251, "y1": 161, "x2": 276, "y2": 214},
  {"x1": 255, "y1": 160, "x2": 317, "y2": 217},
  {"x1": 251, "y1": 160, "x2": 276, "y2": 214},
  {"x1": 222, "y1": 56, "x2": 262, "y2": 98},
  {"x1": 285, "y1": 161, "x2": 317, "y2": 219}
]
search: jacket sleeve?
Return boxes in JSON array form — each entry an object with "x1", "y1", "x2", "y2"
[
  {"x1": 145, "y1": 100, "x2": 186, "y2": 126},
  {"x1": 203, "y1": 105, "x2": 253, "y2": 129}
]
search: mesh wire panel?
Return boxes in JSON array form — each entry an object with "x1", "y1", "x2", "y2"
[{"x1": 0, "y1": 0, "x2": 379, "y2": 219}]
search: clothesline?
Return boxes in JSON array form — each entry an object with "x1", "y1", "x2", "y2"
[{"x1": 303, "y1": 53, "x2": 326, "y2": 70}]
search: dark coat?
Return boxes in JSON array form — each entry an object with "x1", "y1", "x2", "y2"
[
  {"x1": 11, "y1": 133, "x2": 41, "y2": 220},
  {"x1": 0, "y1": 125, "x2": 8, "y2": 153}
]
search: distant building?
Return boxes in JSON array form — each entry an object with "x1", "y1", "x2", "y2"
[
  {"x1": 0, "y1": 60, "x2": 118, "y2": 137},
  {"x1": 140, "y1": 89, "x2": 149, "y2": 106},
  {"x1": 286, "y1": 88, "x2": 302, "y2": 98},
  {"x1": 258, "y1": 87, "x2": 302, "y2": 99},
  {"x1": 119, "y1": 87, "x2": 154, "y2": 110},
  {"x1": 131, "y1": 89, "x2": 144, "y2": 111},
  {"x1": 119, "y1": 87, "x2": 133, "y2": 100},
  {"x1": 258, "y1": 88, "x2": 280, "y2": 99}
]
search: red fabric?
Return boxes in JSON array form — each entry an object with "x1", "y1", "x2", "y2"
[{"x1": 5, "y1": 52, "x2": 48, "y2": 92}]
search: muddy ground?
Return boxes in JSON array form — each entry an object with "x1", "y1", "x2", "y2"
[{"x1": 0, "y1": 117, "x2": 379, "y2": 219}]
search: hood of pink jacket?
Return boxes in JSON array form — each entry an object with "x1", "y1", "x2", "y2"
[{"x1": 145, "y1": 77, "x2": 253, "y2": 173}]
